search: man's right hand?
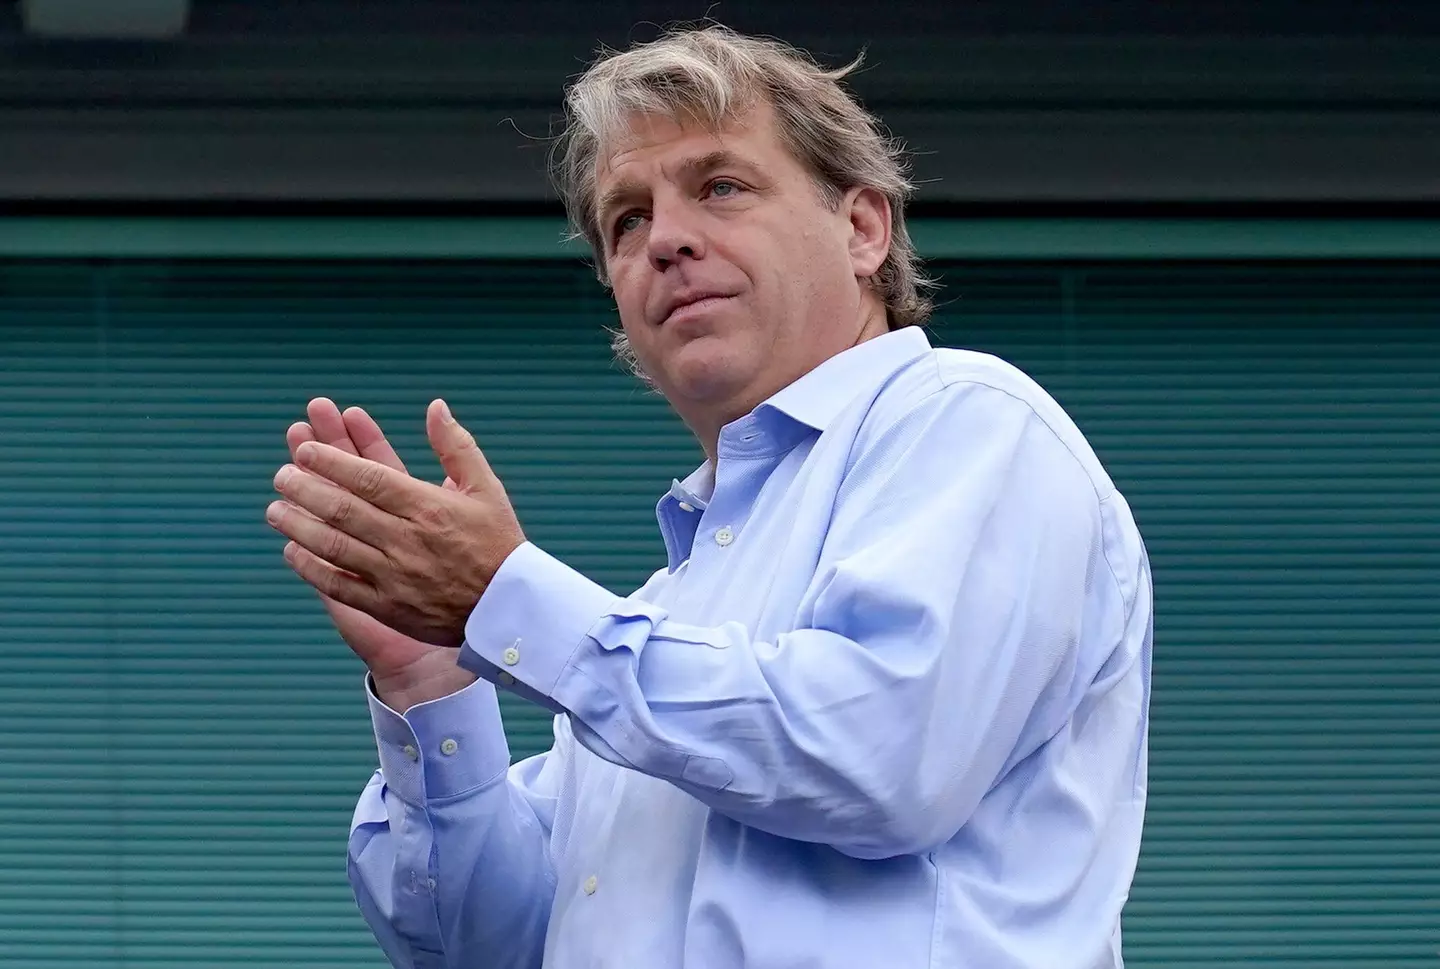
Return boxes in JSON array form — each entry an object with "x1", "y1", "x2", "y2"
[{"x1": 285, "y1": 398, "x2": 478, "y2": 713}]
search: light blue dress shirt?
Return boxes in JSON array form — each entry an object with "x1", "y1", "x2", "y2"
[{"x1": 348, "y1": 326, "x2": 1153, "y2": 969}]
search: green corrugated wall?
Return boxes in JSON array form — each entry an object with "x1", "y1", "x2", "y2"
[{"x1": 0, "y1": 258, "x2": 1436, "y2": 968}]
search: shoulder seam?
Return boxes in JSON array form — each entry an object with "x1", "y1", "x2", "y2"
[
  {"x1": 876, "y1": 355, "x2": 1136, "y2": 614},
  {"x1": 932, "y1": 365, "x2": 1116, "y2": 504},
  {"x1": 931, "y1": 362, "x2": 1133, "y2": 613}
]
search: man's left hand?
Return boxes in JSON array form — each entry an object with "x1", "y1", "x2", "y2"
[{"x1": 266, "y1": 399, "x2": 526, "y2": 647}]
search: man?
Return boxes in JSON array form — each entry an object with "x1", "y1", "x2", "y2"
[{"x1": 266, "y1": 25, "x2": 1152, "y2": 969}]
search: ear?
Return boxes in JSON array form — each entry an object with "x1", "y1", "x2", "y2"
[{"x1": 843, "y1": 186, "x2": 892, "y2": 279}]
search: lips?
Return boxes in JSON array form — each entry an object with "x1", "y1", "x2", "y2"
[{"x1": 657, "y1": 290, "x2": 736, "y2": 326}]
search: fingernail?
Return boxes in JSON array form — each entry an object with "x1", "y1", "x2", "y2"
[
  {"x1": 265, "y1": 502, "x2": 283, "y2": 525},
  {"x1": 296, "y1": 442, "x2": 316, "y2": 465},
  {"x1": 274, "y1": 466, "x2": 294, "y2": 489},
  {"x1": 438, "y1": 400, "x2": 455, "y2": 424}
]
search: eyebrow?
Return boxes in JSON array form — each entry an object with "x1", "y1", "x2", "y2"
[{"x1": 595, "y1": 149, "x2": 755, "y2": 230}]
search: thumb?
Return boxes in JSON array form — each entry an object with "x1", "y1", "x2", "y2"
[{"x1": 426, "y1": 399, "x2": 494, "y2": 493}]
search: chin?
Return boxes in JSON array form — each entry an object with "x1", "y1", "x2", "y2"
[{"x1": 659, "y1": 337, "x2": 755, "y2": 404}]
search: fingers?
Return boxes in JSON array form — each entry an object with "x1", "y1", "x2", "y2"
[
  {"x1": 270, "y1": 464, "x2": 398, "y2": 565},
  {"x1": 282, "y1": 540, "x2": 384, "y2": 617},
  {"x1": 292, "y1": 400, "x2": 410, "y2": 473},
  {"x1": 293, "y1": 441, "x2": 424, "y2": 517},
  {"x1": 426, "y1": 399, "x2": 496, "y2": 493},
  {"x1": 343, "y1": 406, "x2": 408, "y2": 473},
  {"x1": 307, "y1": 398, "x2": 360, "y2": 455},
  {"x1": 268, "y1": 492, "x2": 390, "y2": 579},
  {"x1": 290, "y1": 396, "x2": 359, "y2": 468},
  {"x1": 286, "y1": 421, "x2": 316, "y2": 463},
  {"x1": 277, "y1": 399, "x2": 422, "y2": 623}
]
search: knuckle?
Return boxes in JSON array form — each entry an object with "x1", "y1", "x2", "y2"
[
  {"x1": 296, "y1": 550, "x2": 324, "y2": 588},
  {"x1": 392, "y1": 532, "x2": 427, "y2": 576},
  {"x1": 323, "y1": 528, "x2": 348, "y2": 563},
  {"x1": 331, "y1": 493, "x2": 355, "y2": 525},
  {"x1": 416, "y1": 501, "x2": 450, "y2": 530},
  {"x1": 322, "y1": 572, "x2": 348, "y2": 605},
  {"x1": 440, "y1": 428, "x2": 475, "y2": 458},
  {"x1": 354, "y1": 462, "x2": 386, "y2": 498}
]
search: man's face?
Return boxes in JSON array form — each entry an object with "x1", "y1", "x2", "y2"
[{"x1": 595, "y1": 100, "x2": 890, "y2": 437}]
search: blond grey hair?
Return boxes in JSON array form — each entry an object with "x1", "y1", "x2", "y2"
[{"x1": 552, "y1": 24, "x2": 934, "y2": 372}]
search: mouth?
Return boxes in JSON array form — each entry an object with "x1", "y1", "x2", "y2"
[{"x1": 661, "y1": 294, "x2": 736, "y2": 327}]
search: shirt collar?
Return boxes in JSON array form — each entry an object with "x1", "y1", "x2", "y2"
[
  {"x1": 654, "y1": 326, "x2": 932, "y2": 572},
  {"x1": 667, "y1": 464, "x2": 714, "y2": 511},
  {"x1": 753, "y1": 325, "x2": 933, "y2": 434}
]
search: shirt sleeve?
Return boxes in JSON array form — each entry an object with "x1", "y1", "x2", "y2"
[
  {"x1": 347, "y1": 673, "x2": 566, "y2": 969},
  {"x1": 460, "y1": 383, "x2": 1122, "y2": 861}
]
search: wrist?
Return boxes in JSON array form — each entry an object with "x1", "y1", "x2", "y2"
[{"x1": 374, "y1": 659, "x2": 478, "y2": 714}]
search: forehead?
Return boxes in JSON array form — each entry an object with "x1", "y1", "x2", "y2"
[{"x1": 594, "y1": 100, "x2": 786, "y2": 186}]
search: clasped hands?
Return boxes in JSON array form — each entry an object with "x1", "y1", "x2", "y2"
[{"x1": 266, "y1": 398, "x2": 526, "y2": 648}]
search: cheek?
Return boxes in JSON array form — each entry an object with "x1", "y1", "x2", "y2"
[
  {"x1": 772, "y1": 220, "x2": 842, "y2": 285},
  {"x1": 609, "y1": 266, "x2": 648, "y2": 332},
  {"x1": 755, "y1": 239, "x2": 831, "y2": 320}
]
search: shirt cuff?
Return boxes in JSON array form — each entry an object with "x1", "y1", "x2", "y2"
[
  {"x1": 458, "y1": 540, "x2": 621, "y2": 706},
  {"x1": 366, "y1": 673, "x2": 512, "y2": 806}
]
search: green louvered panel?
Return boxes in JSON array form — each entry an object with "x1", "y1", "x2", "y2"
[
  {"x1": 0, "y1": 261, "x2": 700, "y2": 969},
  {"x1": 1, "y1": 259, "x2": 1437, "y2": 967}
]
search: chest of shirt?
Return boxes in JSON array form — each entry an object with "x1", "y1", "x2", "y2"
[
  {"x1": 656, "y1": 437, "x2": 866, "y2": 637},
  {"x1": 543, "y1": 434, "x2": 868, "y2": 956}
]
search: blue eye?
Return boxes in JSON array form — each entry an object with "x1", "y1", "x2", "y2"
[
  {"x1": 710, "y1": 180, "x2": 739, "y2": 197},
  {"x1": 616, "y1": 213, "x2": 646, "y2": 236}
]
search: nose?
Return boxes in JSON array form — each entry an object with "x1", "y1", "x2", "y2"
[{"x1": 646, "y1": 195, "x2": 705, "y2": 271}]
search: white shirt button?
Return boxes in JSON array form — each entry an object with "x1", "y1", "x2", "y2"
[
  {"x1": 583, "y1": 875, "x2": 598, "y2": 895},
  {"x1": 714, "y1": 525, "x2": 734, "y2": 547},
  {"x1": 497, "y1": 671, "x2": 516, "y2": 687},
  {"x1": 426, "y1": 877, "x2": 437, "y2": 891},
  {"x1": 440, "y1": 738, "x2": 459, "y2": 756},
  {"x1": 402, "y1": 744, "x2": 419, "y2": 762},
  {"x1": 502, "y1": 646, "x2": 521, "y2": 666},
  {"x1": 678, "y1": 501, "x2": 695, "y2": 513}
]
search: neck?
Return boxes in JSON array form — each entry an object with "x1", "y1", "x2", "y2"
[{"x1": 691, "y1": 303, "x2": 891, "y2": 464}]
